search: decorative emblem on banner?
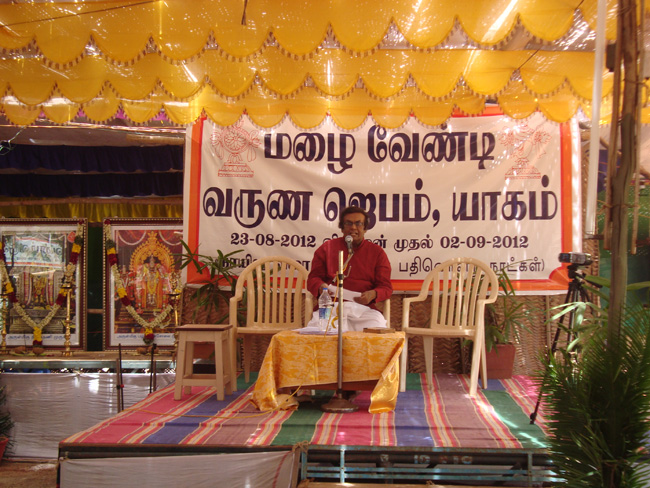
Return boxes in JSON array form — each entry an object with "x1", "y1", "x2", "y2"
[
  {"x1": 210, "y1": 119, "x2": 260, "y2": 178},
  {"x1": 500, "y1": 123, "x2": 548, "y2": 180}
]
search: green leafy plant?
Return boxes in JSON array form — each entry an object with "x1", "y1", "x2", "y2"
[
  {"x1": 178, "y1": 240, "x2": 244, "y2": 324},
  {"x1": 484, "y1": 265, "x2": 532, "y2": 352},
  {"x1": 539, "y1": 279, "x2": 650, "y2": 488}
]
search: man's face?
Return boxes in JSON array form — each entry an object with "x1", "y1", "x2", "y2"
[{"x1": 341, "y1": 212, "x2": 366, "y2": 246}]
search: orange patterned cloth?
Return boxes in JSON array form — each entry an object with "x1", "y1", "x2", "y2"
[{"x1": 251, "y1": 330, "x2": 404, "y2": 413}]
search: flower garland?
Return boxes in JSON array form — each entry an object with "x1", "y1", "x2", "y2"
[
  {"x1": 0, "y1": 222, "x2": 84, "y2": 346},
  {"x1": 104, "y1": 221, "x2": 175, "y2": 345}
]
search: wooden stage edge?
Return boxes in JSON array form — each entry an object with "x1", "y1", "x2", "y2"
[{"x1": 56, "y1": 443, "x2": 558, "y2": 485}]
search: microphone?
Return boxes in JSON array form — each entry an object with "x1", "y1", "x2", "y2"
[{"x1": 345, "y1": 235, "x2": 354, "y2": 255}]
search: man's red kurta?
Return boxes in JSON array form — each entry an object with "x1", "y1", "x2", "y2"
[{"x1": 307, "y1": 237, "x2": 392, "y2": 310}]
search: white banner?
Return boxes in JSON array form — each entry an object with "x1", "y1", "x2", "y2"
[{"x1": 184, "y1": 112, "x2": 581, "y2": 292}]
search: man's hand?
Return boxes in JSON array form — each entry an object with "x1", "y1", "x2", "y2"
[{"x1": 354, "y1": 290, "x2": 376, "y2": 305}]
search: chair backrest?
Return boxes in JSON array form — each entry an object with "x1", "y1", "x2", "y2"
[
  {"x1": 419, "y1": 257, "x2": 498, "y2": 330},
  {"x1": 229, "y1": 255, "x2": 313, "y2": 329}
]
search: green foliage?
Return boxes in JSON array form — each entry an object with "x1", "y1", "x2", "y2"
[
  {"x1": 540, "y1": 279, "x2": 650, "y2": 488},
  {"x1": 484, "y1": 265, "x2": 532, "y2": 352},
  {"x1": 177, "y1": 240, "x2": 243, "y2": 324}
]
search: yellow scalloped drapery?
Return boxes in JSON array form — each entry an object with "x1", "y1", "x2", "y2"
[
  {"x1": 0, "y1": 0, "x2": 644, "y2": 129},
  {"x1": 0, "y1": 49, "x2": 610, "y2": 104},
  {"x1": 0, "y1": 0, "x2": 630, "y2": 63}
]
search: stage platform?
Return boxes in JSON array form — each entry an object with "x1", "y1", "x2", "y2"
[
  {"x1": 0, "y1": 350, "x2": 174, "y2": 372},
  {"x1": 58, "y1": 372, "x2": 560, "y2": 486}
]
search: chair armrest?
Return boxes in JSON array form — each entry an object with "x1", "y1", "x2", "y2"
[
  {"x1": 303, "y1": 291, "x2": 314, "y2": 325},
  {"x1": 401, "y1": 296, "x2": 418, "y2": 329},
  {"x1": 378, "y1": 298, "x2": 391, "y2": 327},
  {"x1": 229, "y1": 295, "x2": 241, "y2": 327}
]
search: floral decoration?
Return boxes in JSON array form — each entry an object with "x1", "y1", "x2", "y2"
[
  {"x1": 0, "y1": 221, "x2": 84, "y2": 347},
  {"x1": 33, "y1": 327, "x2": 42, "y2": 346},
  {"x1": 143, "y1": 327, "x2": 155, "y2": 345},
  {"x1": 104, "y1": 221, "x2": 176, "y2": 345}
]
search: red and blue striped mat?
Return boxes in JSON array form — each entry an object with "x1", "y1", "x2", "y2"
[{"x1": 62, "y1": 373, "x2": 548, "y2": 450}]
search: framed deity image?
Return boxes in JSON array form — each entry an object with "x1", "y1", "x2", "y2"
[
  {"x1": 0, "y1": 218, "x2": 87, "y2": 350},
  {"x1": 103, "y1": 218, "x2": 183, "y2": 350}
]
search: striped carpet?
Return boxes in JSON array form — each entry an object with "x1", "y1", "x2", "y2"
[{"x1": 62, "y1": 373, "x2": 548, "y2": 450}]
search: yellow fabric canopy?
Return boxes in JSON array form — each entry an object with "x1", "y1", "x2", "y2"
[
  {"x1": 0, "y1": 0, "x2": 625, "y2": 61},
  {"x1": 0, "y1": 0, "x2": 645, "y2": 129}
]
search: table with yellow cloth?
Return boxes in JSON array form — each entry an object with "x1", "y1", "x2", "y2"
[{"x1": 251, "y1": 330, "x2": 405, "y2": 414}]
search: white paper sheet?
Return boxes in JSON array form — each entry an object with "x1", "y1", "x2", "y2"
[{"x1": 327, "y1": 284, "x2": 361, "y2": 301}]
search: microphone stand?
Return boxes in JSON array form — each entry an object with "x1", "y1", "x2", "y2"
[{"x1": 321, "y1": 249, "x2": 358, "y2": 413}]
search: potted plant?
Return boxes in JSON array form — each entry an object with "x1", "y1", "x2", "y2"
[
  {"x1": 178, "y1": 241, "x2": 244, "y2": 324},
  {"x1": 0, "y1": 385, "x2": 14, "y2": 463},
  {"x1": 177, "y1": 242, "x2": 244, "y2": 366},
  {"x1": 539, "y1": 278, "x2": 650, "y2": 487},
  {"x1": 483, "y1": 265, "x2": 532, "y2": 379}
]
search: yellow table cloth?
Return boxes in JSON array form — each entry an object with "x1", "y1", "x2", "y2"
[{"x1": 251, "y1": 330, "x2": 405, "y2": 413}]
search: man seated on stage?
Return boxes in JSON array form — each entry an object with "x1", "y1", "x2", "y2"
[{"x1": 307, "y1": 205, "x2": 392, "y2": 332}]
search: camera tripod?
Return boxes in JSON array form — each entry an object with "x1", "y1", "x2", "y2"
[{"x1": 529, "y1": 263, "x2": 591, "y2": 424}]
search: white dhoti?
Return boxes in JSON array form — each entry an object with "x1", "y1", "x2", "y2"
[{"x1": 306, "y1": 301, "x2": 387, "y2": 332}]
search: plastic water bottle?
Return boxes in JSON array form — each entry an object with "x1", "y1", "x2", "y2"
[{"x1": 318, "y1": 286, "x2": 333, "y2": 330}]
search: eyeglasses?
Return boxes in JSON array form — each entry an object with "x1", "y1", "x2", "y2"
[{"x1": 343, "y1": 220, "x2": 364, "y2": 228}]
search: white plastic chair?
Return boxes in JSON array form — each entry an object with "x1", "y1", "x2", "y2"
[
  {"x1": 229, "y1": 256, "x2": 313, "y2": 382},
  {"x1": 399, "y1": 257, "x2": 498, "y2": 396}
]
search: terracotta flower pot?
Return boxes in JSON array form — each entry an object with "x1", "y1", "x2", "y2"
[
  {"x1": 0, "y1": 436, "x2": 9, "y2": 464},
  {"x1": 485, "y1": 343, "x2": 516, "y2": 379}
]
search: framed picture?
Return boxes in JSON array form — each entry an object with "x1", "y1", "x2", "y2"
[
  {"x1": 0, "y1": 218, "x2": 87, "y2": 350},
  {"x1": 103, "y1": 218, "x2": 183, "y2": 350}
]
